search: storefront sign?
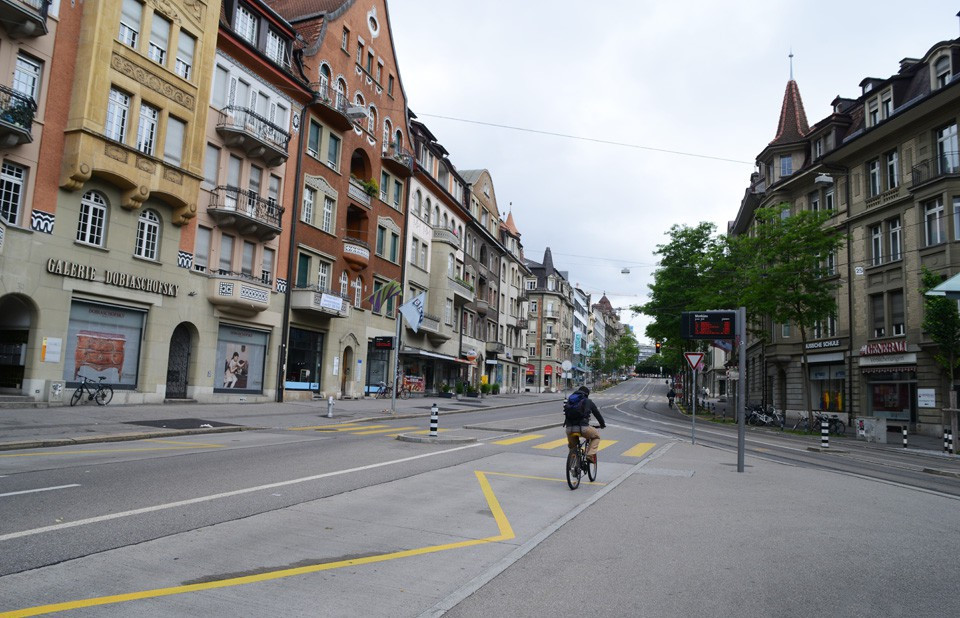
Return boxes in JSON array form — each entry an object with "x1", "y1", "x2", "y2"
[
  {"x1": 47, "y1": 259, "x2": 179, "y2": 297},
  {"x1": 859, "y1": 340, "x2": 907, "y2": 356},
  {"x1": 859, "y1": 353, "x2": 916, "y2": 367},
  {"x1": 373, "y1": 336, "x2": 394, "y2": 350},
  {"x1": 320, "y1": 293, "x2": 345, "y2": 311},
  {"x1": 41, "y1": 337, "x2": 62, "y2": 363},
  {"x1": 805, "y1": 339, "x2": 842, "y2": 350}
]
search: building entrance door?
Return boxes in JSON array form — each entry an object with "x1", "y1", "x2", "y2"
[{"x1": 165, "y1": 324, "x2": 191, "y2": 399}]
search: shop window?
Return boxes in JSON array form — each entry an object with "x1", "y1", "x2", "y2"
[{"x1": 215, "y1": 325, "x2": 267, "y2": 392}]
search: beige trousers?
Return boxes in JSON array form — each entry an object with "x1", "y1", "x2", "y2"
[{"x1": 566, "y1": 425, "x2": 600, "y2": 457}]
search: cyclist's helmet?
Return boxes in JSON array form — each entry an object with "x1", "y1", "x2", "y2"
[{"x1": 577, "y1": 386, "x2": 589, "y2": 395}]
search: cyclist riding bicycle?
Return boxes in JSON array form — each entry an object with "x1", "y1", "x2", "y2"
[
  {"x1": 564, "y1": 386, "x2": 606, "y2": 464},
  {"x1": 667, "y1": 388, "x2": 676, "y2": 408}
]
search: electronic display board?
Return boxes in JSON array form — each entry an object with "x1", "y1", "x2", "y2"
[{"x1": 681, "y1": 311, "x2": 737, "y2": 340}]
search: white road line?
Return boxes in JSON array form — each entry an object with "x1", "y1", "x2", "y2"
[
  {"x1": 0, "y1": 484, "x2": 81, "y2": 498},
  {"x1": 0, "y1": 443, "x2": 483, "y2": 543}
]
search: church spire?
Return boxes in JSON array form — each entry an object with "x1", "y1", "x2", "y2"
[{"x1": 769, "y1": 76, "x2": 809, "y2": 146}]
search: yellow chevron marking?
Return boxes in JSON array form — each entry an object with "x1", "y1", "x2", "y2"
[
  {"x1": 622, "y1": 442, "x2": 656, "y2": 457},
  {"x1": 533, "y1": 438, "x2": 570, "y2": 450},
  {"x1": 493, "y1": 434, "x2": 544, "y2": 445},
  {"x1": 352, "y1": 426, "x2": 419, "y2": 436}
]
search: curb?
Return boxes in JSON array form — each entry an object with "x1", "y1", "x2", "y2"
[
  {"x1": 0, "y1": 398, "x2": 562, "y2": 452},
  {"x1": 0, "y1": 425, "x2": 250, "y2": 452},
  {"x1": 806, "y1": 446, "x2": 849, "y2": 453},
  {"x1": 922, "y1": 467, "x2": 960, "y2": 479}
]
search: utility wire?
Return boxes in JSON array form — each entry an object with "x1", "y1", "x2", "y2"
[{"x1": 418, "y1": 113, "x2": 754, "y2": 165}]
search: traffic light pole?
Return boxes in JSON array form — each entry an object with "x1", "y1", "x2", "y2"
[{"x1": 737, "y1": 306, "x2": 746, "y2": 473}]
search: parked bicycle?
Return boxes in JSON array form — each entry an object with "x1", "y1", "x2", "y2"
[
  {"x1": 745, "y1": 404, "x2": 783, "y2": 428},
  {"x1": 374, "y1": 381, "x2": 409, "y2": 400},
  {"x1": 793, "y1": 412, "x2": 845, "y2": 435},
  {"x1": 566, "y1": 425, "x2": 600, "y2": 490},
  {"x1": 70, "y1": 376, "x2": 113, "y2": 406}
]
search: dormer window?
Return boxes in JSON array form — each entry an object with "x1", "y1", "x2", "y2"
[
  {"x1": 235, "y1": 4, "x2": 257, "y2": 45},
  {"x1": 934, "y1": 56, "x2": 951, "y2": 88},
  {"x1": 867, "y1": 99, "x2": 879, "y2": 127},
  {"x1": 813, "y1": 138, "x2": 823, "y2": 159},
  {"x1": 779, "y1": 155, "x2": 792, "y2": 177},
  {"x1": 880, "y1": 90, "x2": 893, "y2": 119},
  {"x1": 266, "y1": 30, "x2": 290, "y2": 68}
]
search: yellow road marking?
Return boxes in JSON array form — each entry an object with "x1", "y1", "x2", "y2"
[
  {"x1": 595, "y1": 440, "x2": 618, "y2": 451},
  {"x1": 622, "y1": 442, "x2": 656, "y2": 458},
  {"x1": 287, "y1": 423, "x2": 367, "y2": 432},
  {"x1": 352, "y1": 426, "x2": 418, "y2": 435},
  {"x1": 533, "y1": 438, "x2": 570, "y2": 450},
  {"x1": 1, "y1": 471, "x2": 516, "y2": 617},
  {"x1": 494, "y1": 434, "x2": 544, "y2": 445},
  {"x1": 484, "y1": 471, "x2": 606, "y2": 486}
]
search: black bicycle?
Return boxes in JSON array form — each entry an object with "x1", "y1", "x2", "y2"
[
  {"x1": 70, "y1": 376, "x2": 114, "y2": 406},
  {"x1": 566, "y1": 425, "x2": 599, "y2": 490}
]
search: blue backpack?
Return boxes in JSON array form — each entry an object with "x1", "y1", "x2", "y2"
[{"x1": 563, "y1": 391, "x2": 587, "y2": 425}]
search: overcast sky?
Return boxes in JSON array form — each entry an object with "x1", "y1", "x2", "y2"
[{"x1": 387, "y1": 2, "x2": 958, "y2": 342}]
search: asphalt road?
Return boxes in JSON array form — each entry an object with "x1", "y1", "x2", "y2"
[{"x1": 2, "y1": 378, "x2": 958, "y2": 617}]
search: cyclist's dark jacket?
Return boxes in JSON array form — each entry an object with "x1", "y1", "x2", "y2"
[{"x1": 565, "y1": 396, "x2": 605, "y2": 428}]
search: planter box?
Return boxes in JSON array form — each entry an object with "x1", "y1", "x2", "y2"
[{"x1": 437, "y1": 392, "x2": 454, "y2": 398}]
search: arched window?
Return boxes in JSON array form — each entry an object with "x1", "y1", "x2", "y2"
[
  {"x1": 77, "y1": 190, "x2": 108, "y2": 247},
  {"x1": 367, "y1": 105, "x2": 377, "y2": 134},
  {"x1": 424, "y1": 198, "x2": 431, "y2": 221},
  {"x1": 413, "y1": 190, "x2": 422, "y2": 218},
  {"x1": 433, "y1": 205, "x2": 440, "y2": 226},
  {"x1": 134, "y1": 209, "x2": 161, "y2": 260},
  {"x1": 383, "y1": 119, "x2": 392, "y2": 150},
  {"x1": 442, "y1": 212, "x2": 448, "y2": 229},
  {"x1": 353, "y1": 276, "x2": 362, "y2": 307},
  {"x1": 394, "y1": 129, "x2": 403, "y2": 149},
  {"x1": 318, "y1": 64, "x2": 331, "y2": 96},
  {"x1": 340, "y1": 270, "x2": 349, "y2": 297},
  {"x1": 335, "y1": 79, "x2": 347, "y2": 109}
]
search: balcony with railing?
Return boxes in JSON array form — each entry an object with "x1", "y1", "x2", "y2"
[
  {"x1": 0, "y1": 85, "x2": 35, "y2": 147},
  {"x1": 216, "y1": 106, "x2": 291, "y2": 167},
  {"x1": 0, "y1": 0, "x2": 49, "y2": 38},
  {"x1": 911, "y1": 151, "x2": 959, "y2": 190},
  {"x1": 473, "y1": 298, "x2": 490, "y2": 315},
  {"x1": 206, "y1": 186, "x2": 283, "y2": 240},
  {"x1": 348, "y1": 176, "x2": 373, "y2": 207},
  {"x1": 290, "y1": 285, "x2": 350, "y2": 318},
  {"x1": 543, "y1": 331, "x2": 558, "y2": 341},
  {"x1": 207, "y1": 270, "x2": 272, "y2": 314},
  {"x1": 449, "y1": 276, "x2": 474, "y2": 304},
  {"x1": 486, "y1": 341, "x2": 505, "y2": 355},
  {"x1": 343, "y1": 237, "x2": 370, "y2": 270},
  {"x1": 310, "y1": 81, "x2": 358, "y2": 131},
  {"x1": 382, "y1": 141, "x2": 415, "y2": 178},
  {"x1": 432, "y1": 225, "x2": 459, "y2": 247}
]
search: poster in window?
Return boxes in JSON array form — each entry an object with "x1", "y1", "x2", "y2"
[
  {"x1": 64, "y1": 301, "x2": 145, "y2": 386},
  {"x1": 215, "y1": 325, "x2": 268, "y2": 392}
]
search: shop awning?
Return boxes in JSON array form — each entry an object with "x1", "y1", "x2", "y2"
[
  {"x1": 400, "y1": 347, "x2": 473, "y2": 365},
  {"x1": 927, "y1": 273, "x2": 960, "y2": 299},
  {"x1": 861, "y1": 365, "x2": 916, "y2": 374}
]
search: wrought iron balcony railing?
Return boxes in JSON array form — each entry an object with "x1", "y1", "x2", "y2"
[
  {"x1": 911, "y1": 151, "x2": 960, "y2": 188},
  {"x1": 0, "y1": 84, "x2": 36, "y2": 136},
  {"x1": 216, "y1": 105, "x2": 291, "y2": 160}
]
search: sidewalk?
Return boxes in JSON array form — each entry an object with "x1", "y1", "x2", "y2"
[{"x1": 0, "y1": 391, "x2": 565, "y2": 451}]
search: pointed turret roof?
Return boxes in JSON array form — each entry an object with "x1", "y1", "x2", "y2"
[
  {"x1": 769, "y1": 80, "x2": 809, "y2": 145},
  {"x1": 502, "y1": 211, "x2": 520, "y2": 237},
  {"x1": 542, "y1": 247, "x2": 555, "y2": 273}
]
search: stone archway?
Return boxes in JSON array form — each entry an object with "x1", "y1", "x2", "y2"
[{"x1": 165, "y1": 323, "x2": 195, "y2": 399}]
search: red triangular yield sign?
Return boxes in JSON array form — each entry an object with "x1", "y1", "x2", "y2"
[{"x1": 684, "y1": 352, "x2": 704, "y2": 370}]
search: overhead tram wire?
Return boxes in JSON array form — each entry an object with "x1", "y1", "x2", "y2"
[{"x1": 418, "y1": 113, "x2": 754, "y2": 165}]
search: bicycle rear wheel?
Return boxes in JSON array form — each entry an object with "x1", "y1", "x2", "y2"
[
  {"x1": 399, "y1": 388, "x2": 409, "y2": 400},
  {"x1": 832, "y1": 420, "x2": 845, "y2": 435},
  {"x1": 95, "y1": 385, "x2": 113, "y2": 405},
  {"x1": 70, "y1": 387, "x2": 83, "y2": 407},
  {"x1": 587, "y1": 453, "x2": 597, "y2": 482},
  {"x1": 566, "y1": 451, "x2": 581, "y2": 490}
]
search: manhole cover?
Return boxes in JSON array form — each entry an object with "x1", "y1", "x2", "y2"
[{"x1": 124, "y1": 418, "x2": 238, "y2": 430}]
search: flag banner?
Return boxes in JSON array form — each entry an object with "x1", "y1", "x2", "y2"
[
  {"x1": 367, "y1": 280, "x2": 402, "y2": 313},
  {"x1": 398, "y1": 291, "x2": 427, "y2": 333},
  {"x1": 711, "y1": 339, "x2": 733, "y2": 352}
]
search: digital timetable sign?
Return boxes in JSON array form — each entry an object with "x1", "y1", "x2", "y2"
[{"x1": 681, "y1": 311, "x2": 737, "y2": 340}]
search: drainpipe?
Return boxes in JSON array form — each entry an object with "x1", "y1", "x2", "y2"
[{"x1": 276, "y1": 94, "x2": 316, "y2": 402}]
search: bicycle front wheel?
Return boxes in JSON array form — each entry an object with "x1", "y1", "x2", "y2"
[
  {"x1": 70, "y1": 387, "x2": 83, "y2": 407},
  {"x1": 95, "y1": 385, "x2": 113, "y2": 405},
  {"x1": 566, "y1": 451, "x2": 581, "y2": 490},
  {"x1": 832, "y1": 420, "x2": 845, "y2": 435},
  {"x1": 399, "y1": 388, "x2": 409, "y2": 400}
]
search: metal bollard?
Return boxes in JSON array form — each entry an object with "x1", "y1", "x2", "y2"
[
  {"x1": 429, "y1": 403, "x2": 439, "y2": 437},
  {"x1": 327, "y1": 396, "x2": 334, "y2": 418},
  {"x1": 902, "y1": 425, "x2": 908, "y2": 448},
  {"x1": 945, "y1": 428, "x2": 950, "y2": 453},
  {"x1": 821, "y1": 419, "x2": 829, "y2": 449},
  {"x1": 950, "y1": 430, "x2": 955, "y2": 455}
]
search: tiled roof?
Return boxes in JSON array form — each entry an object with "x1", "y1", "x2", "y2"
[
  {"x1": 769, "y1": 80, "x2": 809, "y2": 145},
  {"x1": 264, "y1": 0, "x2": 350, "y2": 21},
  {"x1": 502, "y1": 212, "x2": 520, "y2": 236}
]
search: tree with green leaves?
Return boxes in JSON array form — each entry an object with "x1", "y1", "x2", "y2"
[
  {"x1": 920, "y1": 267, "x2": 960, "y2": 402},
  {"x1": 730, "y1": 204, "x2": 845, "y2": 424}
]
